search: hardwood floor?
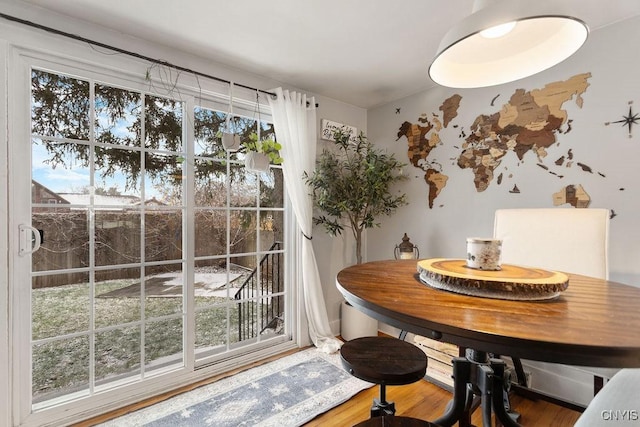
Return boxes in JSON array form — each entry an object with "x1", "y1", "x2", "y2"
[
  {"x1": 76, "y1": 344, "x2": 582, "y2": 426},
  {"x1": 303, "y1": 378, "x2": 582, "y2": 426}
]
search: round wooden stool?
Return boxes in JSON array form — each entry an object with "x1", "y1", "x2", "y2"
[
  {"x1": 354, "y1": 415, "x2": 439, "y2": 427},
  {"x1": 340, "y1": 336, "x2": 428, "y2": 417}
]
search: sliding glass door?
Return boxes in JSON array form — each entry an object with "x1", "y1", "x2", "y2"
[
  {"x1": 191, "y1": 106, "x2": 287, "y2": 363},
  {"x1": 30, "y1": 68, "x2": 188, "y2": 406},
  {"x1": 10, "y1": 52, "x2": 291, "y2": 425}
]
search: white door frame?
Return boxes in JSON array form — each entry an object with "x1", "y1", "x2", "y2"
[
  {"x1": 8, "y1": 42, "x2": 36, "y2": 426},
  {"x1": 5, "y1": 38, "x2": 299, "y2": 426},
  {"x1": 0, "y1": 38, "x2": 12, "y2": 427}
]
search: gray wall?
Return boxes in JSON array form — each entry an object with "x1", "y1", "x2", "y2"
[
  {"x1": 366, "y1": 15, "x2": 640, "y2": 287},
  {"x1": 362, "y1": 14, "x2": 640, "y2": 405}
]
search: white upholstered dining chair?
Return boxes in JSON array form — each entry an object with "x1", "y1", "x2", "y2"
[{"x1": 493, "y1": 208, "x2": 617, "y2": 400}]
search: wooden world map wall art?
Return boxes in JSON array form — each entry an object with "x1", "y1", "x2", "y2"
[
  {"x1": 605, "y1": 101, "x2": 639, "y2": 138},
  {"x1": 395, "y1": 72, "x2": 609, "y2": 211}
]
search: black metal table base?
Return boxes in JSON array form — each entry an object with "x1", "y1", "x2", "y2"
[{"x1": 433, "y1": 350, "x2": 522, "y2": 427}]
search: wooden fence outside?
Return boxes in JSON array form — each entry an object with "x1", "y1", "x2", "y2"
[{"x1": 31, "y1": 210, "x2": 267, "y2": 288}]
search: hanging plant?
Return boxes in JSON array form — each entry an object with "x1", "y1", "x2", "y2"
[
  {"x1": 244, "y1": 132, "x2": 283, "y2": 172},
  {"x1": 244, "y1": 92, "x2": 283, "y2": 173}
]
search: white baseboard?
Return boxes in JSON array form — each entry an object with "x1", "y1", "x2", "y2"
[
  {"x1": 329, "y1": 318, "x2": 341, "y2": 337},
  {"x1": 516, "y1": 360, "x2": 595, "y2": 407},
  {"x1": 378, "y1": 323, "x2": 399, "y2": 337}
]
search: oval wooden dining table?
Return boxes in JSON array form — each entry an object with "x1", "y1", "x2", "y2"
[{"x1": 336, "y1": 259, "x2": 640, "y2": 427}]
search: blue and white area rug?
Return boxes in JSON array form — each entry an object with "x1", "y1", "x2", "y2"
[{"x1": 100, "y1": 347, "x2": 372, "y2": 426}]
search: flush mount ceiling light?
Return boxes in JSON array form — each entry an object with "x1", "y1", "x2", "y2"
[{"x1": 428, "y1": 0, "x2": 589, "y2": 88}]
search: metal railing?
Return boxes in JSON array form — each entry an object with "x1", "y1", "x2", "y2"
[{"x1": 234, "y1": 241, "x2": 283, "y2": 341}]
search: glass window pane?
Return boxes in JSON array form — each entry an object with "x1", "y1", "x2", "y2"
[
  {"x1": 194, "y1": 159, "x2": 227, "y2": 207},
  {"x1": 230, "y1": 166, "x2": 258, "y2": 207},
  {"x1": 32, "y1": 208, "x2": 89, "y2": 272},
  {"x1": 95, "y1": 326, "x2": 141, "y2": 384},
  {"x1": 94, "y1": 146, "x2": 142, "y2": 202},
  {"x1": 144, "y1": 318, "x2": 183, "y2": 371},
  {"x1": 95, "y1": 267, "x2": 142, "y2": 328},
  {"x1": 260, "y1": 120, "x2": 276, "y2": 141},
  {"x1": 31, "y1": 69, "x2": 90, "y2": 140},
  {"x1": 259, "y1": 296, "x2": 285, "y2": 339},
  {"x1": 195, "y1": 210, "x2": 227, "y2": 257},
  {"x1": 195, "y1": 305, "x2": 230, "y2": 351},
  {"x1": 234, "y1": 299, "x2": 258, "y2": 345},
  {"x1": 95, "y1": 211, "x2": 141, "y2": 266},
  {"x1": 32, "y1": 139, "x2": 91, "y2": 200},
  {"x1": 95, "y1": 84, "x2": 141, "y2": 147},
  {"x1": 145, "y1": 210, "x2": 182, "y2": 262},
  {"x1": 230, "y1": 115, "x2": 255, "y2": 139},
  {"x1": 144, "y1": 263, "x2": 183, "y2": 319},
  {"x1": 233, "y1": 253, "x2": 282, "y2": 297},
  {"x1": 230, "y1": 210, "x2": 257, "y2": 254},
  {"x1": 32, "y1": 272, "x2": 90, "y2": 340},
  {"x1": 260, "y1": 168, "x2": 284, "y2": 208},
  {"x1": 32, "y1": 336, "x2": 90, "y2": 403},
  {"x1": 145, "y1": 95, "x2": 182, "y2": 152},
  {"x1": 145, "y1": 153, "x2": 182, "y2": 206},
  {"x1": 233, "y1": 271, "x2": 284, "y2": 345},
  {"x1": 260, "y1": 210, "x2": 284, "y2": 250},
  {"x1": 234, "y1": 294, "x2": 284, "y2": 344},
  {"x1": 229, "y1": 255, "x2": 258, "y2": 295},
  {"x1": 194, "y1": 107, "x2": 226, "y2": 158},
  {"x1": 194, "y1": 262, "x2": 252, "y2": 310}
]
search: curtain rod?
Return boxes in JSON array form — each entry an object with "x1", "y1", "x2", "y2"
[{"x1": 0, "y1": 12, "x2": 279, "y2": 99}]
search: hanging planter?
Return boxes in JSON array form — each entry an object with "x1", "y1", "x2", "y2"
[
  {"x1": 222, "y1": 132, "x2": 241, "y2": 151},
  {"x1": 243, "y1": 132, "x2": 283, "y2": 173},
  {"x1": 243, "y1": 91, "x2": 283, "y2": 173},
  {"x1": 221, "y1": 82, "x2": 241, "y2": 152},
  {"x1": 245, "y1": 151, "x2": 271, "y2": 173}
]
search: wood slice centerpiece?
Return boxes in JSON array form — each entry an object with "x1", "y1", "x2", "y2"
[{"x1": 417, "y1": 258, "x2": 569, "y2": 301}]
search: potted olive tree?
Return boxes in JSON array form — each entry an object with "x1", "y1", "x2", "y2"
[{"x1": 305, "y1": 130, "x2": 408, "y2": 264}]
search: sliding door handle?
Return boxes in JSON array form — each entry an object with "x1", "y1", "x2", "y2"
[{"x1": 19, "y1": 224, "x2": 41, "y2": 256}]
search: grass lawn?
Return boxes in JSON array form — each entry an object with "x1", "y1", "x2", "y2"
[{"x1": 31, "y1": 272, "x2": 252, "y2": 402}]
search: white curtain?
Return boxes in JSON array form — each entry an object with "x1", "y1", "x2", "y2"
[{"x1": 268, "y1": 88, "x2": 341, "y2": 354}]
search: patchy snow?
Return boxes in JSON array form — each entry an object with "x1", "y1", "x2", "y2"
[{"x1": 149, "y1": 272, "x2": 244, "y2": 297}]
